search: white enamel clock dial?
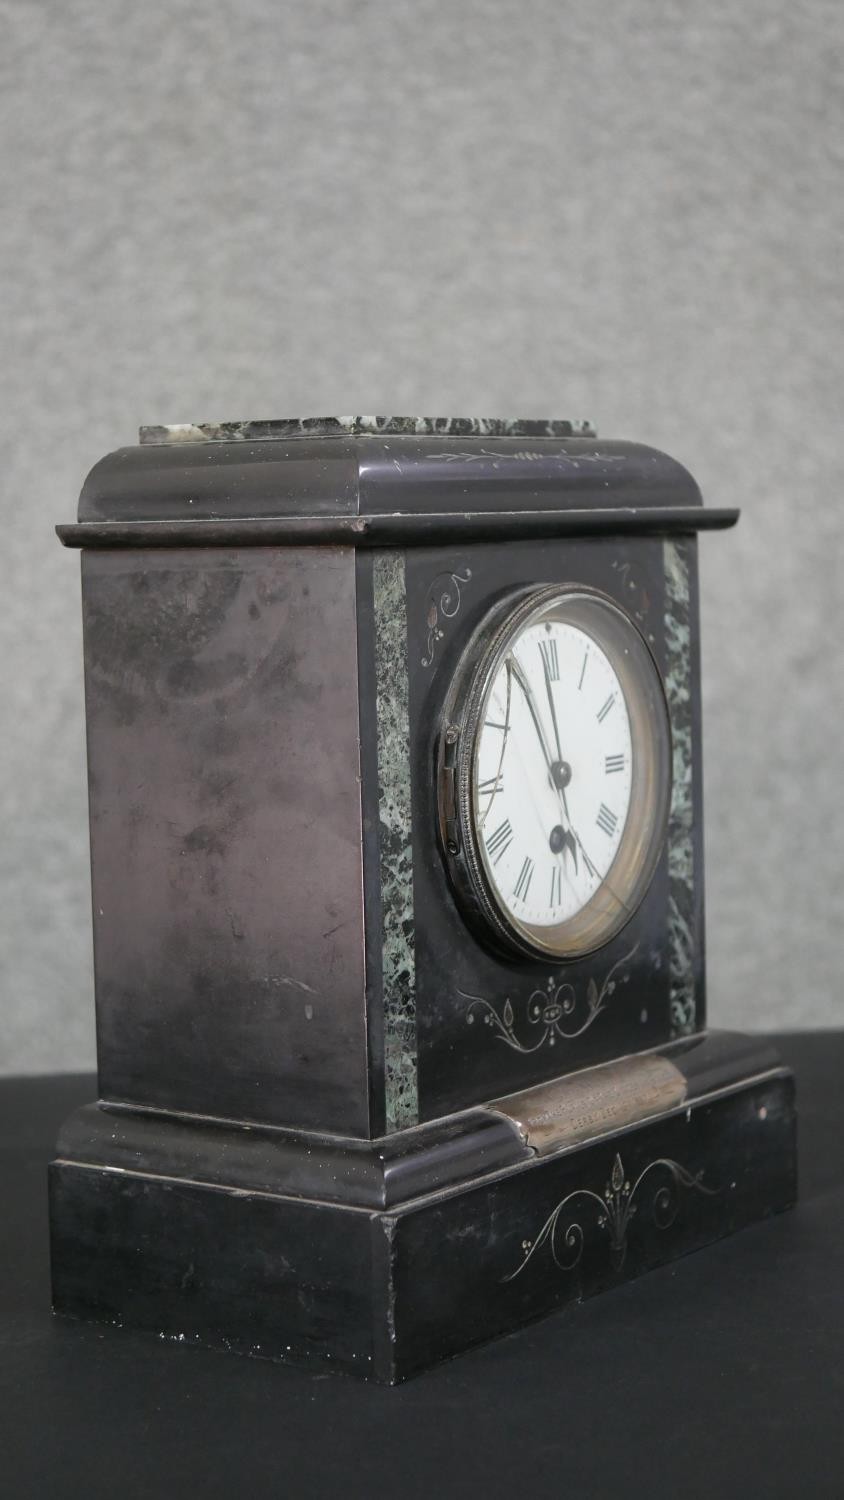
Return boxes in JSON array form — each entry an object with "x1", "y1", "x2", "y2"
[
  {"x1": 475, "y1": 620, "x2": 633, "y2": 928},
  {"x1": 439, "y1": 587, "x2": 672, "y2": 960}
]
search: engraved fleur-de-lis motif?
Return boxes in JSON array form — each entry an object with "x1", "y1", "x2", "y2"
[
  {"x1": 503, "y1": 1151, "x2": 717, "y2": 1282},
  {"x1": 461, "y1": 944, "x2": 638, "y2": 1052}
]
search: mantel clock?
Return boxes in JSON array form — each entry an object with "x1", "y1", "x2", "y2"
[{"x1": 49, "y1": 416, "x2": 797, "y2": 1382}]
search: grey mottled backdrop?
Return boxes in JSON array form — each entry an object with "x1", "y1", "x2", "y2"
[{"x1": 1, "y1": 0, "x2": 841, "y2": 1073}]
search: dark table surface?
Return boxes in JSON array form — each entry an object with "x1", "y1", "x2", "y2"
[{"x1": 1, "y1": 1032, "x2": 842, "y2": 1500}]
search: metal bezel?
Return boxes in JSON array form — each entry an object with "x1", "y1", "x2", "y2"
[{"x1": 436, "y1": 584, "x2": 672, "y2": 962}]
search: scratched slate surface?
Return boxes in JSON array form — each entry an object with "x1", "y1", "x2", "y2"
[
  {"x1": 1, "y1": 1032, "x2": 842, "y2": 1497},
  {"x1": 2, "y1": 0, "x2": 842, "y2": 1070},
  {"x1": 80, "y1": 545, "x2": 370, "y2": 1133}
]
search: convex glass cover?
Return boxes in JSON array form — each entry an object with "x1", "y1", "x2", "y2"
[{"x1": 438, "y1": 586, "x2": 672, "y2": 959}]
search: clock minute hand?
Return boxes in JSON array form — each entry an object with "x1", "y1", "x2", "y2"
[
  {"x1": 507, "y1": 653, "x2": 578, "y2": 872},
  {"x1": 541, "y1": 650, "x2": 566, "y2": 768},
  {"x1": 538, "y1": 648, "x2": 579, "y2": 852},
  {"x1": 507, "y1": 652, "x2": 556, "y2": 778},
  {"x1": 568, "y1": 822, "x2": 631, "y2": 915}
]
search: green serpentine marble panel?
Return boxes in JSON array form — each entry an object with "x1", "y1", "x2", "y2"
[
  {"x1": 373, "y1": 552, "x2": 418, "y2": 1131},
  {"x1": 663, "y1": 538, "x2": 697, "y2": 1037},
  {"x1": 139, "y1": 415, "x2": 595, "y2": 445}
]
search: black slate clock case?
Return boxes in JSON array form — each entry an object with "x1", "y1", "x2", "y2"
[
  {"x1": 49, "y1": 418, "x2": 796, "y2": 1382},
  {"x1": 403, "y1": 538, "x2": 681, "y2": 1122}
]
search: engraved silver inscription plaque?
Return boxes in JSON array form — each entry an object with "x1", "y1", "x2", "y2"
[{"x1": 489, "y1": 1054, "x2": 688, "y2": 1154}]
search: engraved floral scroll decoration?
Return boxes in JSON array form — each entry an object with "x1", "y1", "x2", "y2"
[
  {"x1": 611, "y1": 557, "x2": 658, "y2": 647},
  {"x1": 461, "y1": 943, "x2": 638, "y2": 1053},
  {"x1": 504, "y1": 1151, "x2": 717, "y2": 1281},
  {"x1": 426, "y1": 450, "x2": 625, "y2": 467},
  {"x1": 427, "y1": 448, "x2": 548, "y2": 464},
  {"x1": 421, "y1": 569, "x2": 472, "y2": 668}
]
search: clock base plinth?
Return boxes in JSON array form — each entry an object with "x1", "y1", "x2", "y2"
[{"x1": 48, "y1": 1036, "x2": 796, "y2": 1384}]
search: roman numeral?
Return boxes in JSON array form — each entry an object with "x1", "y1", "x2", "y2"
[
  {"x1": 605, "y1": 754, "x2": 625, "y2": 774},
  {"x1": 597, "y1": 693, "x2": 615, "y2": 723},
  {"x1": 538, "y1": 638, "x2": 559, "y2": 681},
  {"x1": 550, "y1": 864, "x2": 562, "y2": 906},
  {"x1": 484, "y1": 719, "x2": 508, "y2": 731},
  {"x1": 513, "y1": 856, "x2": 534, "y2": 901},
  {"x1": 578, "y1": 652, "x2": 588, "y2": 690},
  {"x1": 596, "y1": 803, "x2": 619, "y2": 837},
  {"x1": 478, "y1": 775, "x2": 504, "y2": 797},
  {"x1": 486, "y1": 818, "x2": 514, "y2": 864}
]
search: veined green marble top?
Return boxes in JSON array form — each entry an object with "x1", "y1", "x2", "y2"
[{"x1": 139, "y1": 416, "x2": 596, "y2": 445}]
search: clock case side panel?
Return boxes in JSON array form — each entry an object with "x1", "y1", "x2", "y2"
[
  {"x1": 81, "y1": 544, "x2": 372, "y2": 1135},
  {"x1": 404, "y1": 536, "x2": 705, "y2": 1124}
]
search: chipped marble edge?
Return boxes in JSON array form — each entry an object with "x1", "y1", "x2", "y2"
[
  {"x1": 138, "y1": 416, "x2": 596, "y2": 445},
  {"x1": 663, "y1": 538, "x2": 697, "y2": 1038},
  {"x1": 373, "y1": 552, "x2": 418, "y2": 1132}
]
